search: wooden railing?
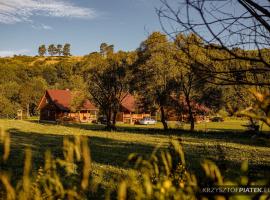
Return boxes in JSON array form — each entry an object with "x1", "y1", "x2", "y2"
[{"x1": 122, "y1": 113, "x2": 151, "y2": 124}]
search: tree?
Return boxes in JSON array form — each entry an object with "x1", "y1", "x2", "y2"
[
  {"x1": 19, "y1": 77, "x2": 48, "y2": 116},
  {"x1": 87, "y1": 52, "x2": 133, "y2": 130},
  {"x1": 158, "y1": 0, "x2": 270, "y2": 86},
  {"x1": 171, "y1": 33, "x2": 212, "y2": 131},
  {"x1": 56, "y1": 44, "x2": 63, "y2": 56},
  {"x1": 157, "y1": 1, "x2": 270, "y2": 128},
  {"x1": 38, "y1": 45, "x2": 46, "y2": 56},
  {"x1": 134, "y1": 32, "x2": 178, "y2": 130},
  {"x1": 63, "y1": 43, "x2": 71, "y2": 56},
  {"x1": 0, "y1": 81, "x2": 20, "y2": 117},
  {"x1": 48, "y1": 44, "x2": 57, "y2": 56},
  {"x1": 69, "y1": 75, "x2": 89, "y2": 112},
  {"x1": 0, "y1": 95, "x2": 19, "y2": 117},
  {"x1": 100, "y1": 43, "x2": 114, "y2": 57}
]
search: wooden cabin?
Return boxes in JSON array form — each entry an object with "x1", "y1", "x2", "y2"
[
  {"x1": 38, "y1": 89, "x2": 98, "y2": 123},
  {"x1": 166, "y1": 95, "x2": 211, "y2": 123},
  {"x1": 116, "y1": 94, "x2": 150, "y2": 124}
]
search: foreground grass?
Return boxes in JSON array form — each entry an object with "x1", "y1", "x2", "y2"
[{"x1": 0, "y1": 119, "x2": 270, "y2": 194}]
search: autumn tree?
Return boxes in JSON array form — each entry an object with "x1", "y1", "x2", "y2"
[{"x1": 38, "y1": 45, "x2": 46, "y2": 56}]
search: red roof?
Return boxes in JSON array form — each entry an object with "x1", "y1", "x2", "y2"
[
  {"x1": 121, "y1": 94, "x2": 136, "y2": 112},
  {"x1": 171, "y1": 94, "x2": 211, "y2": 113},
  {"x1": 40, "y1": 89, "x2": 98, "y2": 111}
]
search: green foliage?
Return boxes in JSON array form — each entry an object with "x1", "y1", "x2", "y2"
[
  {"x1": 56, "y1": 44, "x2": 63, "y2": 56},
  {"x1": 100, "y1": 43, "x2": 114, "y2": 57},
  {"x1": 134, "y1": 32, "x2": 178, "y2": 130},
  {"x1": 87, "y1": 51, "x2": 134, "y2": 129},
  {"x1": 0, "y1": 95, "x2": 20, "y2": 117},
  {"x1": 0, "y1": 33, "x2": 269, "y2": 128},
  {"x1": 48, "y1": 44, "x2": 57, "y2": 56},
  {"x1": 63, "y1": 43, "x2": 71, "y2": 56},
  {"x1": 38, "y1": 45, "x2": 46, "y2": 57},
  {"x1": 19, "y1": 77, "x2": 48, "y2": 115},
  {"x1": 0, "y1": 55, "x2": 79, "y2": 116},
  {"x1": 239, "y1": 90, "x2": 270, "y2": 127}
]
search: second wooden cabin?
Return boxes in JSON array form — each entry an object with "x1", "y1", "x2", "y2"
[{"x1": 116, "y1": 94, "x2": 150, "y2": 124}]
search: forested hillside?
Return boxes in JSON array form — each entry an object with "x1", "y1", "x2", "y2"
[{"x1": 0, "y1": 55, "x2": 86, "y2": 116}]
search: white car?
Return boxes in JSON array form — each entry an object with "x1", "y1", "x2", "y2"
[{"x1": 138, "y1": 117, "x2": 157, "y2": 125}]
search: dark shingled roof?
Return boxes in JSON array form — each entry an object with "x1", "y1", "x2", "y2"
[{"x1": 45, "y1": 89, "x2": 98, "y2": 111}]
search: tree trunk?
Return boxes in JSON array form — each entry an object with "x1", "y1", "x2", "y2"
[
  {"x1": 112, "y1": 111, "x2": 117, "y2": 127},
  {"x1": 105, "y1": 109, "x2": 112, "y2": 130},
  {"x1": 105, "y1": 109, "x2": 117, "y2": 131},
  {"x1": 160, "y1": 106, "x2": 168, "y2": 131},
  {"x1": 186, "y1": 99, "x2": 195, "y2": 131}
]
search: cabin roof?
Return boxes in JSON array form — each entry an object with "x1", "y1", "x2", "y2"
[
  {"x1": 171, "y1": 95, "x2": 211, "y2": 113},
  {"x1": 38, "y1": 89, "x2": 98, "y2": 111},
  {"x1": 121, "y1": 94, "x2": 136, "y2": 113}
]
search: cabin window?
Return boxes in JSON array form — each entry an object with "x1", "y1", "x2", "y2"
[{"x1": 47, "y1": 111, "x2": 50, "y2": 116}]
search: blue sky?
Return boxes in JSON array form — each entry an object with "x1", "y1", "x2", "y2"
[{"x1": 0, "y1": 0, "x2": 163, "y2": 56}]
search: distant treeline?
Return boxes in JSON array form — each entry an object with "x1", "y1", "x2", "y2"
[{"x1": 38, "y1": 43, "x2": 71, "y2": 57}]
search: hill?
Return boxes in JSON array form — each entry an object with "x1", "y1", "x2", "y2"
[{"x1": 0, "y1": 55, "x2": 89, "y2": 117}]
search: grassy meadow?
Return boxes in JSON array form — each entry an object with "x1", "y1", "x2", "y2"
[{"x1": 1, "y1": 118, "x2": 270, "y2": 195}]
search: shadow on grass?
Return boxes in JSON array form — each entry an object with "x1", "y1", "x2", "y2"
[
  {"x1": 29, "y1": 120, "x2": 270, "y2": 149},
  {"x1": 1, "y1": 127, "x2": 269, "y2": 184},
  {"x1": 1, "y1": 128, "x2": 158, "y2": 184}
]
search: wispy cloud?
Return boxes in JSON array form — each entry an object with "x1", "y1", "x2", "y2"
[
  {"x1": 0, "y1": 49, "x2": 30, "y2": 57},
  {"x1": 0, "y1": 0, "x2": 97, "y2": 24},
  {"x1": 31, "y1": 23, "x2": 53, "y2": 30}
]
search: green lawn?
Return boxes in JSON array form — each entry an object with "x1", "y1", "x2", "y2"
[
  {"x1": 118, "y1": 118, "x2": 270, "y2": 132},
  {"x1": 0, "y1": 119, "x2": 270, "y2": 192}
]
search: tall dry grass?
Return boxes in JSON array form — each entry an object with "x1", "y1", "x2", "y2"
[{"x1": 0, "y1": 128, "x2": 269, "y2": 200}]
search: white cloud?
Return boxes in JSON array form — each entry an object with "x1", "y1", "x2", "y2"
[
  {"x1": 31, "y1": 23, "x2": 53, "y2": 30},
  {"x1": 0, "y1": 49, "x2": 30, "y2": 57},
  {"x1": 0, "y1": 0, "x2": 97, "y2": 24}
]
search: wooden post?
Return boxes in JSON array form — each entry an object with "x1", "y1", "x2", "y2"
[
  {"x1": 130, "y1": 112, "x2": 132, "y2": 124},
  {"x1": 17, "y1": 109, "x2": 23, "y2": 120}
]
